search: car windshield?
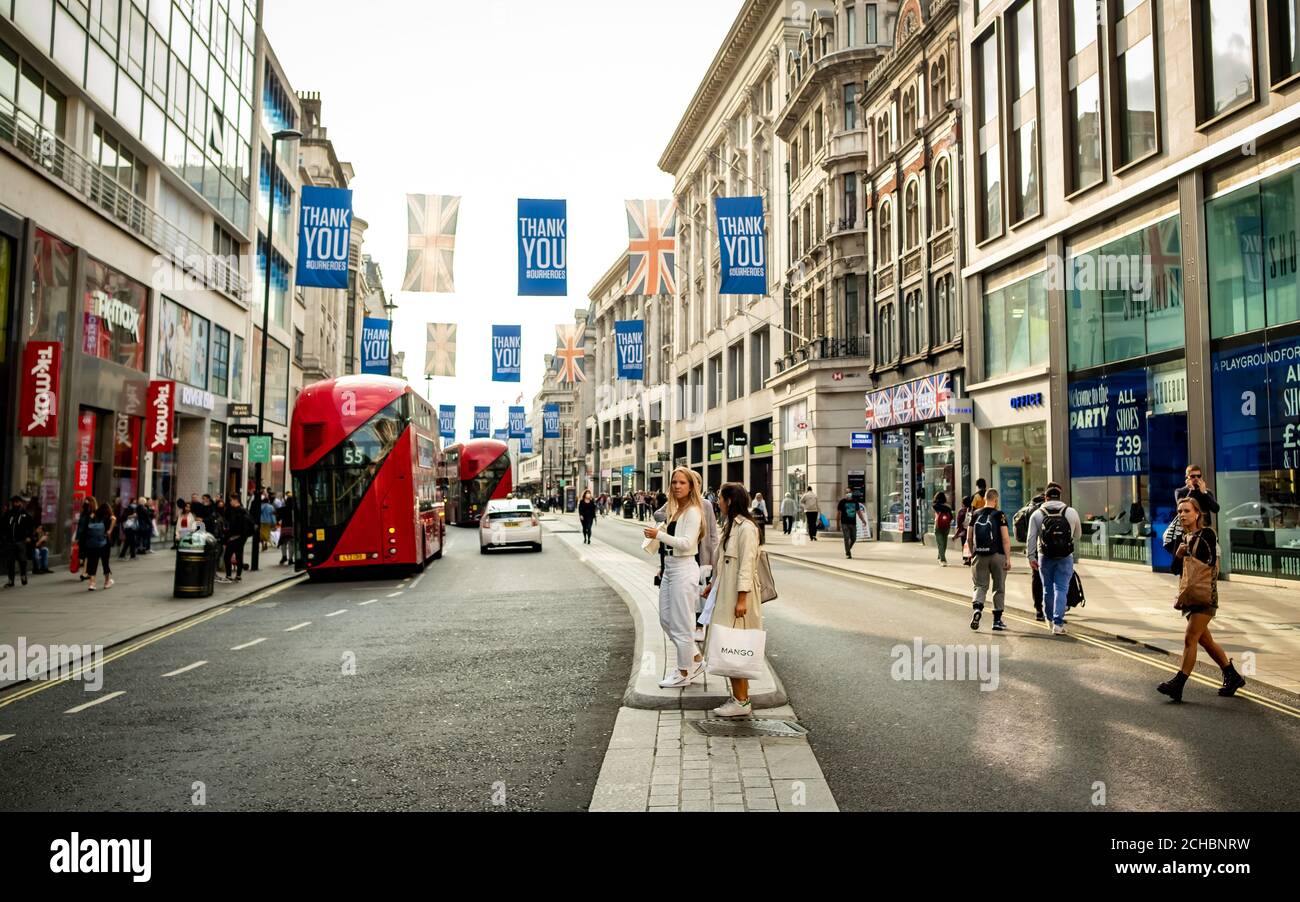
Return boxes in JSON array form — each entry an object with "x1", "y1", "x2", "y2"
[{"x1": 487, "y1": 505, "x2": 532, "y2": 519}]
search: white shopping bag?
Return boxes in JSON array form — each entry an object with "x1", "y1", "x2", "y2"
[
  {"x1": 705, "y1": 622, "x2": 767, "y2": 680},
  {"x1": 698, "y1": 579, "x2": 718, "y2": 626},
  {"x1": 792, "y1": 521, "x2": 809, "y2": 546}
]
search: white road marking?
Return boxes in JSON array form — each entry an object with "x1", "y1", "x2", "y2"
[
  {"x1": 385, "y1": 592, "x2": 402, "y2": 598},
  {"x1": 0, "y1": 734, "x2": 15, "y2": 742},
  {"x1": 326, "y1": 609, "x2": 348, "y2": 617},
  {"x1": 409, "y1": 572, "x2": 427, "y2": 590},
  {"x1": 358, "y1": 599, "x2": 378, "y2": 606},
  {"x1": 230, "y1": 638, "x2": 268, "y2": 650},
  {"x1": 161, "y1": 661, "x2": 208, "y2": 677},
  {"x1": 64, "y1": 691, "x2": 126, "y2": 714},
  {"x1": 285, "y1": 621, "x2": 312, "y2": 632}
]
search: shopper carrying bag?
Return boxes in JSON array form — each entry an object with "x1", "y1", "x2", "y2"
[{"x1": 702, "y1": 482, "x2": 766, "y2": 717}]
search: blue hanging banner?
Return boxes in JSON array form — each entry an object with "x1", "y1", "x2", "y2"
[
  {"x1": 518, "y1": 198, "x2": 567, "y2": 296},
  {"x1": 492, "y1": 325, "x2": 522, "y2": 382},
  {"x1": 522, "y1": 427, "x2": 535, "y2": 454},
  {"x1": 508, "y1": 406, "x2": 526, "y2": 439},
  {"x1": 295, "y1": 185, "x2": 353, "y2": 289},
  {"x1": 614, "y1": 320, "x2": 645, "y2": 380},
  {"x1": 543, "y1": 403, "x2": 560, "y2": 439},
  {"x1": 714, "y1": 195, "x2": 766, "y2": 295},
  {"x1": 438, "y1": 404, "x2": 455, "y2": 441},
  {"x1": 360, "y1": 317, "x2": 391, "y2": 375},
  {"x1": 493, "y1": 428, "x2": 508, "y2": 442},
  {"x1": 472, "y1": 406, "x2": 491, "y2": 439}
]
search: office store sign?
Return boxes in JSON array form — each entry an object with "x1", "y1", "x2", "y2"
[{"x1": 19, "y1": 341, "x2": 62, "y2": 438}]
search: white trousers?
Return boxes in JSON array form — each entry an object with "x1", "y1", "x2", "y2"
[{"x1": 659, "y1": 555, "x2": 701, "y2": 671}]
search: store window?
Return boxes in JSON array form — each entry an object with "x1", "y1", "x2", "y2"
[
  {"x1": 878, "y1": 429, "x2": 910, "y2": 535},
  {"x1": 1068, "y1": 214, "x2": 1184, "y2": 370},
  {"x1": 1068, "y1": 361, "x2": 1188, "y2": 570},
  {"x1": 990, "y1": 423, "x2": 1048, "y2": 547},
  {"x1": 1211, "y1": 333, "x2": 1300, "y2": 580},
  {"x1": 250, "y1": 329, "x2": 289, "y2": 424},
  {"x1": 984, "y1": 270, "x2": 1048, "y2": 378},
  {"x1": 231, "y1": 333, "x2": 245, "y2": 402},
  {"x1": 1206, "y1": 166, "x2": 1300, "y2": 339},
  {"x1": 916, "y1": 423, "x2": 955, "y2": 537},
  {"x1": 83, "y1": 257, "x2": 147, "y2": 370},
  {"x1": 157, "y1": 296, "x2": 210, "y2": 388},
  {"x1": 111, "y1": 412, "x2": 142, "y2": 503},
  {"x1": 207, "y1": 422, "x2": 225, "y2": 496},
  {"x1": 211, "y1": 325, "x2": 230, "y2": 397},
  {"x1": 27, "y1": 229, "x2": 74, "y2": 343}
]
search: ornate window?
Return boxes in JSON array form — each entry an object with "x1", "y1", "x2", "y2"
[
  {"x1": 876, "y1": 113, "x2": 891, "y2": 161},
  {"x1": 902, "y1": 87, "x2": 916, "y2": 137},
  {"x1": 933, "y1": 156, "x2": 950, "y2": 231},
  {"x1": 877, "y1": 303, "x2": 896, "y2": 361},
  {"x1": 904, "y1": 289, "x2": 923, "y2": 356},
  {"x1": 904, "y1": 179, "x2": 920, "y2": 249},
  {"x1": 930, "y1": 55, "x2": 948, "y2": 113},
  {"x1": 932, "y1": 273, "x2": 957, "y2": 345},
  {"x1": 878, "y1": 198, "x2": 893, "y2": 263}
]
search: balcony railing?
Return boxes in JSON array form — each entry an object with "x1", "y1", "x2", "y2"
[
  {"x1": 826, "y1": 128, "x2": 869, "y2": 163},
  {"x1": 773, "y1": 335, "x2": 870, "y2": 373},
  {"x1": 0, "y1": 100, "x2": 248, "y2": 305}
]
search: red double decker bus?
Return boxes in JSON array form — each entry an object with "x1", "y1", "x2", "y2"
[
  {"x1": 440, "y1": 438, "x2": 512, "y2": 526},
  {"x1": 290, "y1": 376, "x2": 444, "y2": 574}
]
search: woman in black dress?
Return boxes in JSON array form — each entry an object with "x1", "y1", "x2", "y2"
[
  {"x1": 1157, "y1": 496, "x2": 1246, "y2": 702},
  {"x1": 578, "y1": 489, "x2": 596, "y2": 544}
]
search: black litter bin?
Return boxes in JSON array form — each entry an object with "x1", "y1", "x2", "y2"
[
  {"x1": 623, "y1": 499, "x2": 634, "y2": 518},
  {"x1": 174, "y1": 532, "x2": 219, "y2": 598}
]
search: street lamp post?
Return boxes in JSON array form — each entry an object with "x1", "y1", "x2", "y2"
[{"x1": 252, "y1": 127, "x2": 301, "y2": 573}]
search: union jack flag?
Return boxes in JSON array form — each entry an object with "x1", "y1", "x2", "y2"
[
  {"x1": 554, "y1": 324, "x2": 586, "y2": 384},
  {"x1": 624, "y1": 199, "x2": 677, "y2": 296},
  {"x1": 403, "y1": 194, "x2": 460, "y2": 293},
  {"x1": 424, "y1": 323, "x2": 456, "y2": 377}
]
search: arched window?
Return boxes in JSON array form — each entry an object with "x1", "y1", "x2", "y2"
[
  {"x1": 878, "y1": 198, "x2": 893, "y2": 263},
  {"x1": 904, "y1": 289, "x2": 923, "y2": 356},
  {"x1": 932, "y1": 275, "x2": 951, "y2": 345},
  {"x1": 876, "y1": 113, "x2": 891, "y2": 161},
  {"x1": 904, "y1": 180, "x2": 919, "y2": 249},
  {"x1": 930, "y1": 56, "x2": 947, "y2": 113},
  {"x1": 877, "y1": 304, "x2": 896, "y2": 361},
  {"x1": 933, "y1": 156, "x2": 950, "y2": 231},
  {"x1": 902, "y1": 87, "x2": 916, "y2": 137}
]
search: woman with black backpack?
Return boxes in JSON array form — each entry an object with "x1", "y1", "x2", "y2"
[
  {"x1": 221, "y1": 497, "x2": 253, "y2": 582},
  {"x1": 84, "y1": 503, "x2": 116, "y2": 591}
]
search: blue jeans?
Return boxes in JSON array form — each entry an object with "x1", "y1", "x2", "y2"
[
  {"x1": 1039, "y1": 555, "x2": 1074, "y2": 626},
  {"x1": 33, "y1": 547, "x2": 49, "y2": 570}
]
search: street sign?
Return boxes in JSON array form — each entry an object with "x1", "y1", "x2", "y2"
[
  {"x1": 229, "y1": 423, "x2": 259, "y2": 438},
  {"x1": 228, "y1": 402, "x2": 253, "y2": 418},
  {"x1": 850, "y1": 431, "x2": 873, "y2": 449},
  {"x1": 248, "y1": 434, "x2": 272, "y2": 464},
  {"x1": 945, "y1": 396, "x2": 974, "y2": 424}
]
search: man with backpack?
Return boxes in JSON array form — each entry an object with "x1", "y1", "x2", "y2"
[
  {"x1": 837, "y1": 488, "x2": 868, "y2": 559},
  {"x1": 963, "y1": 488, "x2": 1012, "y2": 631},
  {"x1": 1025, "y1": 483, "x2": 1083, "y2": 635},
  {"x1": 1013, "y1": 489, "x2": 1047, "y2": 620}
]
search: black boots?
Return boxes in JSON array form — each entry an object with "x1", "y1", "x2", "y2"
[
  {"x1": 1157, "y1": 670, "x2": 1189, "y2": 702},
  {"x1": 1219, "y1": 660, "x2": 1247, "y2": 697}
]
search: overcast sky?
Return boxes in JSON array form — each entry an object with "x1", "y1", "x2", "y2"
[{"x1": 263, "y1": 0, "x2": 742, "y2": 439}]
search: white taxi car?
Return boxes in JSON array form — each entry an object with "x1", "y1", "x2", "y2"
[{"x1": 479, "y1": 498, "x2": 542, "y2": 553}]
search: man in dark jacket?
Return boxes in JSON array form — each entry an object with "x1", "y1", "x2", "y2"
[
  {"x1": 2, "y1": 495, "x2": 37, "y2": 587},
  {"x1": 1174, "y1": 465, "x2": 1220, "y2": 515},
  {"x1": 220, "y1": 497, "x2": 253, "y2": 582}
]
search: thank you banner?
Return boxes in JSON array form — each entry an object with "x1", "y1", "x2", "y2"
[
  {"x1": 715, "y1": 196, "x2": 766, "y2": 295},
  {"x1": 508, "y1": 406, "x2": 526, "y2": 439},
  {"x1": 518, "y1": 198, "x2": 567, "y2": 296},
  {"x1": 360, "y1": 317, "x2": 391, "y2": 375},
  {"x1": 472, "y1": 406, "x2": 491, "y2": 439},
  {"x1": 492, "y1": 325, "x2": 521, "y2": 382},
  {"x1": 522, "y1": 428, "x2": 534, "y2": 454},
  {"x1": 296, "y1": 186, "x2": 353, "y2": 289},
  {"x1": 439, "y1": 404, "x2": 456, "y2": 441},
  {"x1": 615, "y1": 320, "x2": 645, "y2": 380},
  {"x1": 543, "y1": 403, "x2": 561, "y2": 439}
]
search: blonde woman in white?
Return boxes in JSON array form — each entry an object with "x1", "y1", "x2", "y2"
[
  {"x1": 705, "y1": 482, "x2": 763, "y2": 717},
  {"x1": 644, "y1": 467, "x2": 706, "y2": 687}
]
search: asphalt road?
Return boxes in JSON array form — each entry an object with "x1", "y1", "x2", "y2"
[
  {"x1": 582, "y1": 511, "x2": 1300, "y2": 812},
  {"x1": 0, "y1": 526, "x2": 632, "y2": 812}
]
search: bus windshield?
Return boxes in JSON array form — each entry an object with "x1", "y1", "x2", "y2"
[{"x1": 300, "y1": 398, "x2": 407, "y2": 529}]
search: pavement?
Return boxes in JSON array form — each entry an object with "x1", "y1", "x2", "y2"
[
  {"x1": 591, "y1": 511, "x2": 1300, "y2": 696},
  {"x1": 0, "y1": 540, "x2": 302, "y2": 689},
  {"x1": 543, "y1": 515, "x2": 837, "y2": 811}
]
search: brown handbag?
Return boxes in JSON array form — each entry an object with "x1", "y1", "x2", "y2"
[{"x1": 1175, "y1": 533, "x2": 1216, "y2": 609}]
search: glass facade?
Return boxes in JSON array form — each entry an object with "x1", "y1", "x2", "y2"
[
  {"x1": 984, "y1": 270, "x2": 1048, "y2": 378},
  {"x1": 916, "y1": 423, "x2": 956, "y2": 537},
  {"x1": 82, "y1": 256, "x2": 147, "y2": 370},
  {"x1": 157, "y1": 295, "x2": 208, "y2": 387},
  {"x1": 990, "y1": 423, "x2": 1048, "y2": 549},
  {"x1": 250, "y1": 328, "x2": 289, "y2": 424},
  {"x1": 1069, "y1": 215, "x2": 1184, "y2": 370},
  {"x1": 1068, "y1": 361, "x2": 1188, "y2": 570},
  {"x1": 2, "y1": 0, "x2": 257, "y2": 226},
  {"x1": 1202, "y1": 0, "x2": 1255, "y2": 119},
  {"x1": 878, "y1": 429, "x2": 909, "y2": 535}
]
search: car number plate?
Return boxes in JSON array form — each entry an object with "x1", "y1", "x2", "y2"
[{"x1": 337, "y1": 553, "x2": 367, "y2": 561}]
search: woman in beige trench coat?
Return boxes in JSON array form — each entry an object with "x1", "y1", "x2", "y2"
[{"x1": 703, "y1": 482, "x2": 762, "y2": 718}]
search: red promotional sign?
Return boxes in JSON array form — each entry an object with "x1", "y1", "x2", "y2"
[
  {"x1": 146, "y1": 380, "x2": 175, "y2": 452},
  {"x1": 74, "y1": 410, "x2": 96, "y2": 500},
  {"x1": 18, "y1": 341, "x2": 61, "y2": 437}
]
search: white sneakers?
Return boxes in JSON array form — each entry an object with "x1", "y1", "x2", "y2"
[
  {"x1": 1052, "y1": 624, "x2": 1066, "y2": 635},
  {"x1": 658, "y1": 660, "x2": 705, "y2": 688},
  {"x1": 712, "y1": 697, "x2": 753, "y2": 718}
]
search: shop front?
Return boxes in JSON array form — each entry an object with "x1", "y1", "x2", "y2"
[
  {"x1": 865, "y1": 373, "x2": 959, "y2": 542},
  {"x1": 780, "y1": 400, "x2": 809, "y2": 499},
  {"x1": 749, "y1": 417, "x2": 774, "y2": 512}
]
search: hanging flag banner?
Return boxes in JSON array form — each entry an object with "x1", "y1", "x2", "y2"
[
  {"x1": 715, "y1": 196, "x2": 766, "y2": 294},
  {"x1": 625, "y1": 199, "x2": 677, "y2": 296},
  {"x1": 146, "y1": 380, "x2": 176, "y2": 452},
  {"x1": 492, "y1": 325, "x2": 522, "y2": 382},
  {"x1": 19, "y1": 340, "x2": 61, "y2": 438},
  {"x1": 472, "y1": 406, "x2": 491, "y2": 439},
  {"x1": 522, "y1": 428, "x2": 535, "y2": 454},
  {"x1": 518, "y1": 198, "x2": 567, "y2": 296},
  {"x1": 438, "y1": 404, "x2": 456, "y2": 441},
  {"x1": 493, "y1": 428, "x2": 508, "y2": 442},
  {"x1": 543, "y1": 403, "x2": 560, "y2": 439},
  {"x1": 403, "y1": 193, "x2": 460, "y2": 293},
  {"x1": 508, "y1": 406, "x2": 526, "y2": 439},
  {"x1": 424, "y1": 323, "x2": 457, "y2": 377},
  {"x1": 615, "y1": 320, "x2": 645, "y2": 380},
  {"x1": 360, "y1": 317, "x2": 391, "y2": 375},
  {"x1": 554, "y1": 323, "x2": 586, "y2": 384},
  {"x1": 295, "y1": 186, "x2": 353, "y2": 289}
]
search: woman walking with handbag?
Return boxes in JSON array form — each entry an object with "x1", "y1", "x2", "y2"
[
  {"x1": 578, "y1": 489, "x2": 597, "y2": 544},
  {"x1": 644, "y1": 467, "x2": 706, "y2": 687},
  {"x1": 1157, "y1": 496, "x2": 1246, "y2": 702},
  {"x1": 704, "y1": 483, "x2": 763, "y2": 718}
]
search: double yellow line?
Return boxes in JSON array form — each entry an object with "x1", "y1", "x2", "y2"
[
  {"x1": 0, "y1": 577, "x2": 302, "y2": 711},
  {"x1": 775, "y1": 554, "x2": 1300, "y2": 721}
]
